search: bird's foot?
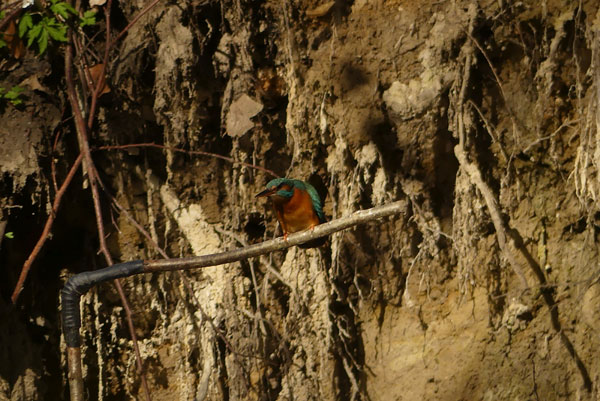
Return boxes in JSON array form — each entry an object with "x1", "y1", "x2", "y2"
[{"x1": 283, "y1": 233, "x2": 289, "y2": 241}]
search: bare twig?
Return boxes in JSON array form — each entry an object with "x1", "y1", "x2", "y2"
[
  {"x1": 66, "y1": 20, "x2": 153, "y2": 400},
  {"x1": 0, "y1": 0, "x2": 20, "y2": 13},
  {"x1": 109, "y1": 0, "x2": 162, "y2": 49},
  {"x1": 61, "y1": 197, "x2": 407, "y2": 399},
  {"x1": 15, "y1": 0, "x2": 171, "y2": 397},
  {"x1": 50, "y1": 124, "x2": 65, "y2": 193},
  {"x1": 67, "y1": 347, "x2": 84, "y2": 401},
  {"x1": 0, "y1": 2, "x2": 21, "y2": 32},
  {"x1": 143, "y1": 201, "x2": 407, "y2": 272},
  {"x1": 10, "y1": 154, "x2": 83, "y2": 303},
  {"x1": 87, "y1": 0, "x2": 112, "y2": 130},
  {"x1": 96, "y1": 142, "x2": 280, "y2": 178}
]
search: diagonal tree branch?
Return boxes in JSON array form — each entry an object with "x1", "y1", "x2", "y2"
[
  {"x1": 10, "y1": 154, "x2": 83, "y2": 303},
  {"x1": 61, "y1": 200, "x2": 407, "y2": 401},
  {"x1": 65, "y1": 9, "x2": 153, "y2": 399}
]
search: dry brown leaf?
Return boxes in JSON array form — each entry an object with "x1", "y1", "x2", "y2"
[
  {"x1": 3, "y1": 19, "x2": 25, "y2": 59},
  {"x1": 89, "y1": 0, "x2": 106, "y2": 6},
  {"x1": 19, "y1": 75, "x2": 46, "y2": 93},
  {"x1": 87, "y1": 63, "x2": 111, "y2": 95}
]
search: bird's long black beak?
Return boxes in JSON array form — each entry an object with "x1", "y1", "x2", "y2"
[{"x1": 255, "y1": 188, "x2": 277, "y2": 198}]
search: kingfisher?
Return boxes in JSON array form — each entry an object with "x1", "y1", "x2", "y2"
[{"x1": 256, "y1": 178, "x2": 327, "y2": 248}]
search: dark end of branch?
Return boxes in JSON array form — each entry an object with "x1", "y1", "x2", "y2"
[{"x1": 61, "y1": 260, "x2": 144, "y2": 347}]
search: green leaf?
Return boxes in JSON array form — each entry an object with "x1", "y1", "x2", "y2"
[
  {"x1": 37, "y1": 28, "x2": 49, "y2": 54},
  {"x1": 0, "y1": 87, "x2": 25, "y2": 106},
  {"x1": 26, "y1": 23, "x2": 42, "y2": 47},
  {"x1": 4, "y1": 232, "x2": 14, "y2": 239},
  {"x1": 51, "y1": 4, "x2": 68, "y2": 19},
  {"x1": 50, "y1": 1, "x2": 77, "y2": 19},
  {"x1": 26, "y1": 23, "x2": 41, "y2": 47},
  {"x1": 45, "y1": 22, "x2": 67, "y2": 42},
  {"x1": 0, "y1": 39, "x2": 6, "y2": 49},
  {"x1": 5, "y1": 86, "x2": 24, "y2": 99},
  {"x1": 80, "y1": 10, "x2": 97, "y2": 27},
  {"x1": 63, "y1": 2, "x2": 77, "y2": 15},
  {"x1": 18, "y1": 13, "x2": 34, "y2": 38}
]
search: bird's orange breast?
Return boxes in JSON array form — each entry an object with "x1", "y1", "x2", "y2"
[{"x1": 274, "y1": 188, "x2": 321, "y2": 233}]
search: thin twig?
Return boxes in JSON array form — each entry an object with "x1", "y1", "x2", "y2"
[
  {"x1": 72, "y1": 34, "x2": 92, "y2": 102},
  {"x1": 0, "y1": 0, "x2": 20, "y2": 13},
  {"x1": 0, "y1": 3, "x2": 21, "y2": 32},
  {"x1": 10, "y1": 154, "x2": 84, "y2": 303},
  {"x1": 96, "y1": 142, "x2": 280, "y2": 178},
  {"x1": 87, "y1": 0, "x2": 112, "y2": 130},
  {"x1": 51, "y1": 123, "x2": 65, "y2": 193},
  {"x1": 66, "y1": 23, "x2": 153, "y2": 401},
  {"x1": 109, "y1": 0, "x2": 162, "y2": 50}
]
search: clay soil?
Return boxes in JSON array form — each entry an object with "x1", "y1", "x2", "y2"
[{"x1": 1, "y1": 0, "x2": 600, "y2": 400}]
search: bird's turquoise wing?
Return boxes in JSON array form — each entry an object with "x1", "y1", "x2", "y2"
[{"x1": 302, "y1": 182, "x2": 325, "y2": 222}]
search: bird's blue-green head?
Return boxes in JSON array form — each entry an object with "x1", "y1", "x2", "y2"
[
  {"x1": 256, "y1": 178, "x2": 325, "y2": 221},
  {"x1": 256, "y1": 178, "x2": 296, "y2": 199}
]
